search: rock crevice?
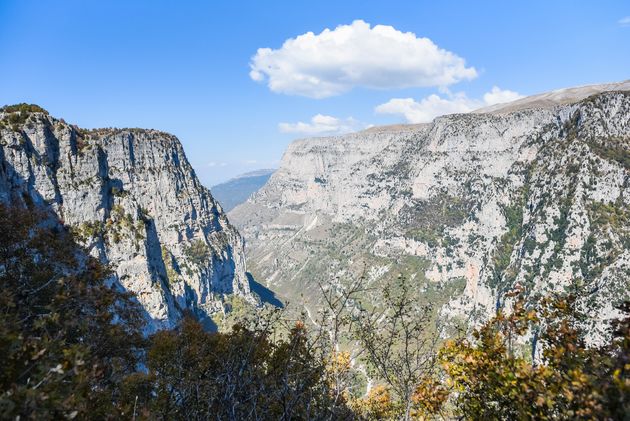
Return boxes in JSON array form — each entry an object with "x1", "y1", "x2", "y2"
[{"x1": 0, "y1": 110, "x2": 254, "y2": 331}]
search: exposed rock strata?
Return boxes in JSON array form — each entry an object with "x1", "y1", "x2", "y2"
[
  {"x1": 231, "y1": 89, "x2": 630, "y2": 337},
  {"x1": 0, "y1": 111, "x2": 254, "y2": 331}
]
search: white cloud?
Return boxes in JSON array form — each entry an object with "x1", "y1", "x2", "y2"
[
  {"x1": 206, "y1": 161, "x2": 228, "y2": 167},
  {"x1": 250, "y1": 20, "x2": 477, "y2": 98},
  {"x1": 619, "y1": 16, "x2": 630, "y2": 26},
  {"x1": 482, "y1": 86, "x2": 522, "y2": 105},
  {"x1": 375, "y1": 86, "x2": 523, "y2": 123},
  {"x1": 278, "y1": 114, "x2": 362, "y2": 135},
  {"x1": 375, "y1": 93, "x2": 474, "y2": 124}
]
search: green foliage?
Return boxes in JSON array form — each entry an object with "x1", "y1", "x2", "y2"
[
  {"x1": 490, "y1": 194, "x2": 526, "y2": 289},
  {"x1": 126, "y1": 316, "x2": 355, "y2": 420},
  {"x1": 0, "y1": 104, "x2": 48, "y2": 131},
  {"x1": 587, "y1": 136, "x2": 630, "y2": 170},
  {"x1": 543, "y1": 194, "x2": 573, "y2": 273},
  {"x1": 73, "y1": 205, "x2": 144, "y2": 246},
  {"x1": 103, "y1": 205, "x2": 145, "y2": 245},
  {"x1": 184, "y1": 239, "x2": 211, "y2": 266},
  {"x1": 110, "y1": 186, "x2": 129, "y2": 197},
  {"x1": 580, "y1": 201, "x2": 630, "y2": 281},
  {"x1": 0, "y1": 204, "x2": 145, "y2": 419},
  {"x1": 2, "y1": 203, "x2": 628, "y2": 420},
  {"x1": 351, "y1": 275, "x2": 440, "y2": 420},
  {"x1": 213, "y1": 295, "x2": 256, "y2": 331},
  {"x1": 72, "y1": 220, "x2": 105, "y2": 242},
  {"x1": 0, "y1": 103, "x2": 48, "y2": 114},
  {"x1": 0, "y1": 203, "x2": 356, "y2": 420},
  {"x1": 161, "y1": 246, "x2": 180, "y2": 285},
  {"x1": 440, "y1": 292, "x2": 630, "y2": 420},
  {"x1": 589, "y1": 200, "x2": 630, "y2": 231},
  {"x1": 403, "y1": 194, "x2": 470, "y2": 248}
]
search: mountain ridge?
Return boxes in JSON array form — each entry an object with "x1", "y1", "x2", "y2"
[
  {"x1": 475, "y1": 80, "x2": 630, "y2": 114},
  {"x1": 231, "y1": 88, "x2": 630, "y2": 339},
  {"x1": 0, "y1": 106, "x2": 256, "y2": 331}
]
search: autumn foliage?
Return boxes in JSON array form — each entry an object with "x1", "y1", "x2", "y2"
[
  {"x1": 0, "y1": 204, "x2": 145, "y2": 419},
  {"x1": 440, "y1": 294, "x2": 629, "y2": 419},
  {"x1": 0, "y1": 202, "x2": 628, "y2": 419}
]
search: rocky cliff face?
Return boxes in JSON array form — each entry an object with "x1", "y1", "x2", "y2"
[
  {"x1": 0, "y1": 107, "x2": 254, "y2": 331},
  {"x1": 230, "y1": 88, "x2": 630, "y2": 337}
]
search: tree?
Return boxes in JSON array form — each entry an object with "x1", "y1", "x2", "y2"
[
  {"x1": 0, "y1": 203, "x2": 145, "y2": 419},
  {"x1": 3, "y1": 201, "x2": 627, "y2": 420},
  {"x1": 350, "y1": 385, "x2": 395, "y2": 420},
  {"x1": 350, "y1": 275, "x2": 440, "y2": 420},
  {"x1": 124, "y1": 313, "x2": 355, "y2": 420},
  {"x1": 440, "y1": 291, "x2": 630, "y2": 420}
]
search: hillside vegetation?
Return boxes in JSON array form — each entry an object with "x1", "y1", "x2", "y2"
[
  {"x1": 231, "y1": 90, "x2": 630, "y2": 343},
  {"x1": 1, "y1": 203, "x2": 628, "y2": 420}
]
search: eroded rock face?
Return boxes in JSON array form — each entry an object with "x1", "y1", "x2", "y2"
[
  {"x1": 0, "y1": 112, "x2": 253, "y2": 331},
  {"x1": 231, "y1": 91, "x2": 630, "y2": 338}
]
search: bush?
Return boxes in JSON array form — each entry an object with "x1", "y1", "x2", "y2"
[
  {"x1": 1, "y1": 202, "x2": 628, "y2": 420},
  {"x1": 0, "y1": 104, "x2": 49, "y2": 131},
  {"x1": 0, "y1": 204, "x2": 145, "y2": 419},
  {"x1": 184, "y1": 239, "x2": 211, "y2": 266},
  {"x1": 0, "y1": 103, "x2": 48, "y2": 114},
  {"x1": 125, "y1": 316, "x2": 355, "y2": 420},
  {"x1": 0, "y1": 203, "x2": 355, "y2": 419},
  {"x1": 440, "y1": 292, "x2": 630, "y2": 420}
]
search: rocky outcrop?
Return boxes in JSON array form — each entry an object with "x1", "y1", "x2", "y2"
[
  {"x1": 0, "y1": 107, "x2": 254, "y2": 331},
  {"x1": 231, "y1": 88, "x2": 630, "y2": 338}
]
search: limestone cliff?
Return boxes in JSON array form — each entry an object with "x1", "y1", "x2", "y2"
[
  {"x1": 0, "y1": 106, "x2": 254, "y2": 331},
  {"x1": 231, "y1": 87, "x2": 630, "y2": 337}
]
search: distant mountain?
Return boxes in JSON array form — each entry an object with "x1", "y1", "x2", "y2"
[{"x1": 212, "y1": 169, "x2": 275, "y2": 212}]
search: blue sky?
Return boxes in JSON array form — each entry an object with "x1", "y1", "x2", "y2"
[{"x1": 1, "y1": 1, "x2": 629, "y2": 185}]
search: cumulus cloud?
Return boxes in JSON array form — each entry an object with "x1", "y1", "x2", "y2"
[
  {"x1": 619, "y1": 16, "x2": 630, "y2": 27},
  {"x1": 375, "y1": 93, "x2": 474, "y2": 124},
  {"x1": 250, "y1": 20, "x2": 477, "y2": 98},
  {"x1": 483, "y1": 86, "x2": 523, "y2": 105},
  {"x1": 375, "y1": 86, "x2": 523, "y2": 123},
  {"x1": 278, "y1": 114, "x2": 362, "y2": 135}
]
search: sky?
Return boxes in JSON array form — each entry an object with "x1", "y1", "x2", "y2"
[{"x1": 1, "y1": 1, "x2": 629, "y2": 186}]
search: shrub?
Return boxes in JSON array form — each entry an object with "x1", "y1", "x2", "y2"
[
  {"x1": 184, "y1": 239, "x2": 211, "y2": 266},
  {"x1": 440, "y1": 292, "x2": 630, "y2": 420},
  {"x1": 0, "y1": 104, "x2": 49, "y2": 131},
  {"x1": 0, "y1": 204, "x2": 145, "y2": 419},
  {"x1": 0, "y1": 103, "x2": 48, "y2": 114}
]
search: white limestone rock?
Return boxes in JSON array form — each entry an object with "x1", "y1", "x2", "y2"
[
  {"x1": 0, "y1": 111, "x2": 254, "y2": 331},
  {"x1": 231, "y1": 89, "x2": 630, "y2": 337}
]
